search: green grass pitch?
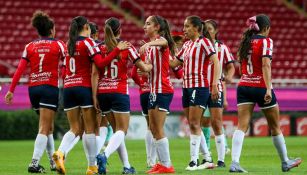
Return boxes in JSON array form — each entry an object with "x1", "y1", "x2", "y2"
[{"x1": 0, "y1": 137, "x2": 306, "y2": 175}]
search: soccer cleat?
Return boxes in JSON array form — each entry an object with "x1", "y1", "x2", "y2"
[
  {"x1": 146, "y1": 164, "x2": 163, "y2": 174},
  {"x1": 198, "y1": 158, "x2": 215, "y2": 170},
  {"x1": 185, "y1": 160, "x2": 198, "y2": 171},
  {"x1": 216, "y1": 160, "x2": 226, "y2": 168},
  {"x1": 96, "y1": 152, "x2": 107, "y2": 175},
  {"x1": 52, "y1": 151, "x2": 66, "y2": 174},
  {"x1": 149, "y1": 164, "x2": 175, "y2": 174},
  {"x1": 28, "y1": 164, "x2": 46, "y2": 173},
  {"x1": 282, "y1": 158, "x2": 302, "y2": 172},
  {"x1": 229, "y1": 161, "x2": 248, "y2": 173},
  {"x1": 50, "y1": 160, "x2": 56, "y2": 171},
  {"x1": 86, "y1": 165, "x2": 98, "y2": 175},
  {"x1": 122, "y1": 166, "x2": 136, "y2": 174}
]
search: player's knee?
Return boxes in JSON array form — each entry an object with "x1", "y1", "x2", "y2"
[{"x1": 189, "y1": 121, "x2": 201, "y2": 132}]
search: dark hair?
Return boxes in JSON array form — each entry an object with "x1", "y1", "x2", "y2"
[
  {"x1": 31, "y1": 10, "x2": 54, "y2": 37},
  {"x1": 204, "y1": 19, "x2": 219, "y2": 40},
  {"x1": 150, "y1": 15, "x2": 176, "y2": 56},
  {"x1": 89, "y1": 22, "x2": 98, "y2": 35},
  {"x1": 186, "y1": 16, "x2": 213, "y2": 42},
  {"x1": 104, "y1": 17, "x2": 121, "y2": 52},
  {"x1": 68, "y1": 16, "x2": 88, "y2": 57},
  {"x1": 238, "y1": 14, "x2": 271, "y2": 61}
]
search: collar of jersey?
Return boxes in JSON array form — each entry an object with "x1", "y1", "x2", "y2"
[
  {"x1": 35, "y1": 37, "x2": 55, "y2": 41},
  {"x1": 252, "y1": 34, "x2": 266, "y2": 39},
  {"x1": 77, "y1": 36, "x2": 87, "y2": 41}
]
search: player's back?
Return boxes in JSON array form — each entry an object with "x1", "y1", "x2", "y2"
[
  {"x1": 239, "y1": 35, "x2": 273, "y2": 88},
  {"x1": 64, "y1": 37, "x2": 98, "y2": 88},
  {"x1": 24, "y1": 38, "x2": 65, "y2": 87}
]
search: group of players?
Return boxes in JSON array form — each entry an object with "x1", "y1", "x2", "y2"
[{"x1": 4, "y1": 10, "x2": 302, "y2": 175}]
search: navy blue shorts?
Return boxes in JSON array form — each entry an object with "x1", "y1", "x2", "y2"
[
  {"x1": 182, "y1": 87, "x2": 210, "y2": 109},
  {"x1": 208, "y1": 91, "x2": 224, "y2": 108},
  {"x1": 140, "y1": 92, "x2": 150, "y2": 116},
  {"x1": 148, "y1": 93, "x2": 173, "y2": 113},
  {"x1": 97, "y1": 93, "x2": 130, "y2": 114},
  {"x1": 63, "y1": 87, "x2": 93, "y2": 111},
  {"x1": 237, "y1": 86, "x2": 277, "y2": 109},
  {"x1": 28, "y1": 85, "x2": 59, "y2": 111}
]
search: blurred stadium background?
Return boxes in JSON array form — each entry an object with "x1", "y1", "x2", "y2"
[{"x1": 0, "y1": 0, "x2": 307, "y2": 142}]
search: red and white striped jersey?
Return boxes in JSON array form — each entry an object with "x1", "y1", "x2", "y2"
[
  {"x1": 177, "y1": 37, "x2": 216, "y2": 88},
  {"x1": 22, "y1": 38, "x2": 66, "y2": 87},
  {"x1": 64, "y1": 36, "x2": 100, "y2": 88},
  {"x1": 146, "y1": 36, "x2": 174, "y2": 94},
  {"x1": 207, "y1": 40, "x2": 234, "y2": 91},
  {"x1": 238, "y1": 35, "x2": 273, "y2": 88},
  {"x1": 98, "y1": 44, "x2": 140, "y2": 94}
]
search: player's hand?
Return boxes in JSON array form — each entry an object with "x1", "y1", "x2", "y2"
[
  {"x1": 139, "y1": 40, "x2": 146, "y2": 46},
  {"x1": 93, "y1": 97, "x2": 101, "y2": 114},
  {"x1": 5, "y1": 91, "x2": 14, "y2": 104},
  {"x1": 140, "y1": 43, "x2": 149, "y2": 55},
  {"x1": 223, "y1": 99, "x2": 229, "y2": 110},
  {"x1": 224, "y1": 76, "x2": 233, "y2": 84},
  {"x1": 117, "y1": 41, "x2": 131, "y2": 50},
  {"x1": 211, "y1": 85, "x2": 219, "y2": 102},
  {"x1": 264, "y1": 89, "x2": 272, "y2": 104}
]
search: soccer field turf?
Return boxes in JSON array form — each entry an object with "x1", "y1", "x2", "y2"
[{"x1": 0, "y1": 137, "x2": 306, "y2": 175}]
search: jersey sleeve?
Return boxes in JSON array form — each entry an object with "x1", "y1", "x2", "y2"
[
  {"x1": 84, "y1": 38, "x2": 101, "y2": 57},
  {"x1": 176, "y1": 41, "x2": 188, "y2": 62},
  {"x1": 127, "y1": 45, "x2": 141, "y2": 64},
  {"x1": 201, "y1": 38, "x2": 216, "y2": 57},
  {"x1": 223, "y1": 44, "x2": 235, "y2": 65},
  {"x1": 57, "y1": 40, "x2": 67, "y2": 61},
  {"x1": 262, "y1": 38, "x2": 273, "y2": 59},
  {"x1": 21, "y1": 43, "x2": 31, "y2": 62}
]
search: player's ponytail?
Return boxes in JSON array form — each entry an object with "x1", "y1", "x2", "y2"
[
  {"x1": 31, "y1": 10, "x2": 54, "y2": 37},
  {"x1": 201, "y1": 21, "x2": 213, "y2": 43},
  {"x1": 152, "y1": 16, "x2": 176, "y2": 56},
  {"x1": 68, "y1": 16, "x2": 88, "y2": 57},
  {"x1": 104, "y1": 17, "x2": 121, "y2": 52},
  {"x1": 238, "y1": 14, "x2": 271, "y2": 62}
]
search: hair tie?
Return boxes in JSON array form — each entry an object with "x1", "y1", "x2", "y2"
[{"x1": 246, "y1": 16, "x2": 259, "y2": 31}]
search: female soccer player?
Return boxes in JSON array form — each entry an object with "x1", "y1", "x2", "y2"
[
  {"x1": 200, "y1": 19, "x2": 235, "y2": 167},
  {"x1": 170, "y1": 16, "x2": 221, "y2": 171},
  {"x1": 95, "y1": 17, "x2": 152, "y2": 175},
  {"x1": 4, "y1": 11, "x2": 65, "y2": 173},
  {"x1": 230, "y1": 14, "x2": 302, "y2": 173},
  {"x1": 53, "y1": 16, "x2": 128, "y2": 175},
  {"x1": 137, "y1": 15, "x2": 177, "y2": 174}
]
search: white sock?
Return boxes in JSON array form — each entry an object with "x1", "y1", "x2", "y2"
[
  {"x1": 65, "y1": 135, "x2": 80, "y2": 158},
  {"x1": 84, "y1": 133, "x2": 97, "y2": 166},
  {"x1": 149, "y1": 138, "x2": 157, "y2": 165},
  {"x1": 117, "y1": 141, "x2": 131, "y2": 168},
  {"x1": 199, "y1": 131, "x2": 211, "y2": 160},
  {"x1": 104, "y1": 130, "x2": 125, "y2": 158},
  {"x1": 32, "y1": 134, "x2": 48, "y2": 165},
  {"x1": 272, "y1": 134, "x2": 289, "y2": 162},
  {"x1": 145, "y1": 130, "x2": 153, "y2": 163},
  {"x1": 215, "y1": 134, "x2": 226, "y2": 162},
  {"x1": 96, "y1": 127, "x2": 108, "y2": 155},
  {"x1": 82, "y1": 132, "x2": 89, "y2": 162},
  {"x1": 190, "y1": 134, "x2": 201, "y2": 162},
  {"x1": 231, "y1": 130, "x2": 245, "y2": 163},
  {"x1": 156, "y1": 137, "x2": 171, "y2": 167},
  {"x1": 58, "y1": 131, "x2": 76, "y2": 156},
  {"x1": 46, "y1": 134, "x2": 55, "y2": 163}
]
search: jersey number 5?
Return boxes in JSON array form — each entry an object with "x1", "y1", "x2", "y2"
[{"x1": 110, "y1": 59, "x2": 118, "y2": 78}]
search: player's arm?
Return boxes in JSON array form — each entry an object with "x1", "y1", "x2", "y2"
[
  {"x1": 134, "y1": 59, "x2": 152, "y2": 72},
  {"x1": 262, "y1": 57, "x2": 272, "y2": 104},
  {"x1": 93, "y1": 41, "x2": 130, "y2": 69},
  {"x1": 139, "y1": 38, "x2": 168, "y2": 54},
  {"x1": 210, "y1": 53, "x2": 221, "y2": 102},
  {"x1": 222, "y1": 80, "x2": 228, "y2": 110},
  {"x1": 91, "y1": 64, "x2": 100, "y2": 113},
  {"x1": 224, "y1": 62, "x2": 235, "y2": 83},
  {"x1": 131, "y1": 65, "x2": 141, "y2": 86},
  {"x1": 5, "y1": 58, "x2": 28, "y2": 104}
]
